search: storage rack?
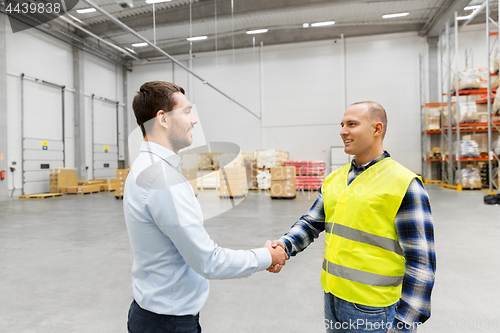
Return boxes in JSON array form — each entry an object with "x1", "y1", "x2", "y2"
[{"x1": 431, "y1": 0, "x2": 500, "y2": 193}]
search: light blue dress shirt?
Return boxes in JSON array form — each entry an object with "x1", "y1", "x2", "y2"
[{"x1": 124, "y1": 142, "x2": 272, "y2": 316}]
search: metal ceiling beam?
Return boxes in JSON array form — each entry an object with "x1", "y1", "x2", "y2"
[
  {"x1": 58, "y1": 16, "x2": 140, "y2": 61},
  {"x1": 421, "y1": 0, "x2": 471, "y2": 37},
  {"x1": 82, "y1": 0, "x2": 259, "y2": 119},
  {"x1": 137, "y1": 22, "x2": 425, "y2": 58},
  {"x1": 87, "y1": 0, "x2": 406, "y2": 36},
  {"x1": 0, "y1": 9, "x2": 132, "y2": 69}
]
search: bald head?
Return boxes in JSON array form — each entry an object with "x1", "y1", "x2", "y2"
[{"x1": 350, "y1": 101, "x2": 387, "y2": 139}]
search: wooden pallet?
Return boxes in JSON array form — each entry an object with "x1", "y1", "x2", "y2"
[
  {"x1": 115, "y1": 196, "x2": 124, "y2": 199},
  {"x1": 19, "y1": 193, "x2": 63, "y2": 199}
]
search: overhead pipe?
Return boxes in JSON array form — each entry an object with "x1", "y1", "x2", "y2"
[
  {"x1": 59, "y1": 15, "x2": 140, "y2": 61},
  {"x1": 82, "y1": 0, "x2": 260, "y2": 120}
]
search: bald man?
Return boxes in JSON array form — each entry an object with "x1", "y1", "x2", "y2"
[{"x1": 270, "y1": 102, "x2": 436, "y2": 333}]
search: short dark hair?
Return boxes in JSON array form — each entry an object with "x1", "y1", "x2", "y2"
[
  {"x1": 351, "y1": 101, "x2": 387, "y2": 138},
  {"x1": 132, "y1": 81, "x2": 185, "y2": 137}
]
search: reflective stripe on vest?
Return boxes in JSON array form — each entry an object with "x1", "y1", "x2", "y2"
[
  {"x1": 324, "y1": 223, "x2": 403, "y2": 256},
  {"x1": 322, "y1": 259, "x2": 403, "y2": 287}
]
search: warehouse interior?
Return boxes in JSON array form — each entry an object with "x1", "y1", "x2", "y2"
[{"x1": 1, "y1": 0, "x2": 499, "y2": 332}]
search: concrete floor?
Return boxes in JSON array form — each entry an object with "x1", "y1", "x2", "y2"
[{"x1": 0, "y1": 185, "x2": 499, "y2": 333}]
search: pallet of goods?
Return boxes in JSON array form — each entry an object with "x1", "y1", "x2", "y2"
[
  {"x1": 270, "y1": 166, "x2": 296, "y2": 199},
  {"x1": 219, "y1": 164, "x2": 247, "y2": 199},
  {"x1": 65, "y1": 184, "x2": 101, "y2": 195},
  {"x1": 115, "y1": 169, "x2": 130, "y2": 199},
  {"x1": 50, "y1": 167, "x2": 78, "y2": 194},
  {"x1": 285, "y1": 161, "x2": 325, "y2": 190}
]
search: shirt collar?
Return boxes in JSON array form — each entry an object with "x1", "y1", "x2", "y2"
[
  {"x1": 351, "y1": 151, "x2": 390, "y2": 171},
  {"x1": 140, "y1": 141, "x2": 182, "y2": 169}
]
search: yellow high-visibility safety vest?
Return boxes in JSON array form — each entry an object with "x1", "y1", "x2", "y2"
[{"x1": 321, "y1": 157, "x2": 420, "y2": 307}]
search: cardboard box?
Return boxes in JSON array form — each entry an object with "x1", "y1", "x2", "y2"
[
  {"x1": 270, "y1": 166, "x2": 296, "y2": 197},
  {"x1": 100, "y1": 183, "x2": 117, "y2": 192},
  {"x1": 190, "y1": 179, "x2": 198, "y2": 195},
  {"x1": 64, "y1": 184, "x2": 101, "y2": 194},
  {"x1": 219, "y1": 167, "x2": 247, "y2": 197},
  {"x1": 50, "y1": 168, "x2": 78, "y2": 193},
  {"x1": 462, "y1": 178, "x2": 482, "y2": 189},
  {"x1": 79, "y1": 180, "x2": 106, "y2": 186},
  {"x1": 115, "y1": 169, "x2": 130, "y2": 197}
]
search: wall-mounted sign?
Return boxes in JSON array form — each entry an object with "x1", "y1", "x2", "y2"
[
  {"x1": 42, "y1": 141, "x2": 48, "y2": 150},
  {"x1": 104, "y1": 145, "x2": 109, "y2": 153}
]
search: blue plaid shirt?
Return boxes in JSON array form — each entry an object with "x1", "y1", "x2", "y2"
[{"x1": 279, "y1": 152, "x2": 436, "y2": 333}]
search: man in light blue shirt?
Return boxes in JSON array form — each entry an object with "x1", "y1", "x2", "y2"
[{"x1": 124, "y1": 81, "x2": 287, "y2": 333}]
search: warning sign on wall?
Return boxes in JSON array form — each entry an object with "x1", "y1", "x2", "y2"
[
  {"x1": 104, "y1": 146, "x2": 109, "y2": 153},
  {"x1": 42, "y1": 141, "x2": 48, "y2": 150}
]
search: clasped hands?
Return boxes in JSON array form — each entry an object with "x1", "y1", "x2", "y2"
[{"x1": 264, "y1": 240, "x2": 287, "y2": 273}]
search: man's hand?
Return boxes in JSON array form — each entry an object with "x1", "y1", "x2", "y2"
[
  {"x1": 265, "y1": 240, "x2": 288, "y2": 273},
  {"x1": 264, "y1": 240, "x2": 287, "y2": 273}
]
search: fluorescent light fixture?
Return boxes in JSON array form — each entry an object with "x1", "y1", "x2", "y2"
[
  {"x1": 464, "y1": 5, "x2": 481, "y2": 10},
  {"x1": 382, "y1": 12, "x2": 409, "y2": 19},
  {"x1": 303, "y1": 23, "x2": 310, "y2": 28},
  {"x1": 67, "y1": 14, "x2": 86, "y2": 25},
  {"x1": 311, "y1": 21, "x2": 335, "y2": 27},
  {"x1": 145, "y1": 0, "x2": 172, "y2": 4},
  {"x1": 125, "y1": 47, "x2": 138, "y2": 54},
  {"x1": 76, "y1": 8, "x2": 96, "y2": 14},
  {"x1": 246, "y1": 29, "x2": 268, "y2": 34},
  {"x1": 186, "y1": 36, "x2": 208, "y2": 41},
  {"x1": 132, "y1": 42, "x2": 148, "y2": 47}
]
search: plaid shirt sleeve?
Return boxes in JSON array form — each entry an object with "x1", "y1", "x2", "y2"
[
  {"x1": 278, "y1": 188, "x2": 325, "y2": 257},
  {"x1": 390, "y1": 178, "x2": 436, "y2": 333}
]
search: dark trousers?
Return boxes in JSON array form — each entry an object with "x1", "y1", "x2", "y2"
[{"x1": 128, "y1": 300, "x2": 201, "y2": 333}]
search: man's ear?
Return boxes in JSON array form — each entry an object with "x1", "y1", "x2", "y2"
[
  {"x1": 374, "y1": 122, "x2": 383, "y2": 137},
  {"x1": 157, "y1": 110, "x2": 168, "y2": 127}
]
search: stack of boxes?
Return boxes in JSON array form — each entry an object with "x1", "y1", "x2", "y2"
[
  {"x1": 219, "y1": 164, "x2": 247, "y2": 198},
  {"x1": 115, "y1": 169, "x2": 130, "y2": 198},
  {"x1": 181, "y1": 168, "x2": 198, "y2": 196},
  {"x1": 65, "y1": 184, "x2": 101, "y2": 194},
  {"x1": 285, "y1": 161, "x2": 325, "y2": 191},
  {"x1": 100, "y1": 179, "x2": 117, "y2": 192},
  {"x1": 270, "y1": 166, "x2": 296, "y2": 199},
  {"x1": 49, "y1": 168, "x2": 78, "y2": 193}
]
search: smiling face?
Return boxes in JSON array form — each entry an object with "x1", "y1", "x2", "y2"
[
  {"x1": 340, "y1": 103, "x2": 384, "y2": 165},
  {"x1": 164, "y1": 92, "x2": 198, "y2": 153}
]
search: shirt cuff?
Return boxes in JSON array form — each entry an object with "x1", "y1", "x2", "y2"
[
  {"x1": 389, "y1": 318, "x2": 418, "y2": 333},
  {"x1": 278, "y1": 236, "x2": 292, "y2": 258},
  {"x1": 251, "y1": 247, "x2": 272, "y2": 272}
]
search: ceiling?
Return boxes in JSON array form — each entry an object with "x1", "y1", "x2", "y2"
[{"x1": 6, "y1": 0, "x2": 497, "y2": 68}]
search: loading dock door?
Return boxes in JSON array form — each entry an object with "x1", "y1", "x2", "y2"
[{"x1": 22, "y1": 76, "x2": 65, "y2": 195}]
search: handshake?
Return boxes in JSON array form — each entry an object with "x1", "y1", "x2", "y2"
[{"x1": 264, "y1": 240, "x2": 287, "y2": 273}]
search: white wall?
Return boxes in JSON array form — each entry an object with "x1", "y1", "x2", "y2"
[
  {"x1": 5, "y1": 21, "x2": 126, "y2": 195},
  {"x1": 129, "y1": 32, "x2": 426, "y2": 174},
  {"x1": 346, "y1": 32, "x2": 426, "y2": 173}
]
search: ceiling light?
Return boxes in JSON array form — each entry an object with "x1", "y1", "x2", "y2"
[
  {"x1": 187, "y1": 36, "x2": 208, "y2": 41},
  {"x1": 464, "y1": 5, "x2": 481, "y2": 10},
  {"x1": 145, "y1": 0, "x2": 172, "y2": 4},
  {"x1": 311, "y1": 21, "x2": 335, "y2": 27},
  {"x1": 382, "y1": 12, "x2": 409, "y2": 19},
  {"x1": 246, "y1": 29, "x2": 268, "y2": 35},
  {"x1": 303, "y1": 23, "x2": 310, "y2": 28},
  {"x1": 132, "y1": 42, "x2": 148, "y2": 47},
  {"x1": 76, "y1": 8, "x2": 96, "y2": 14}
]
